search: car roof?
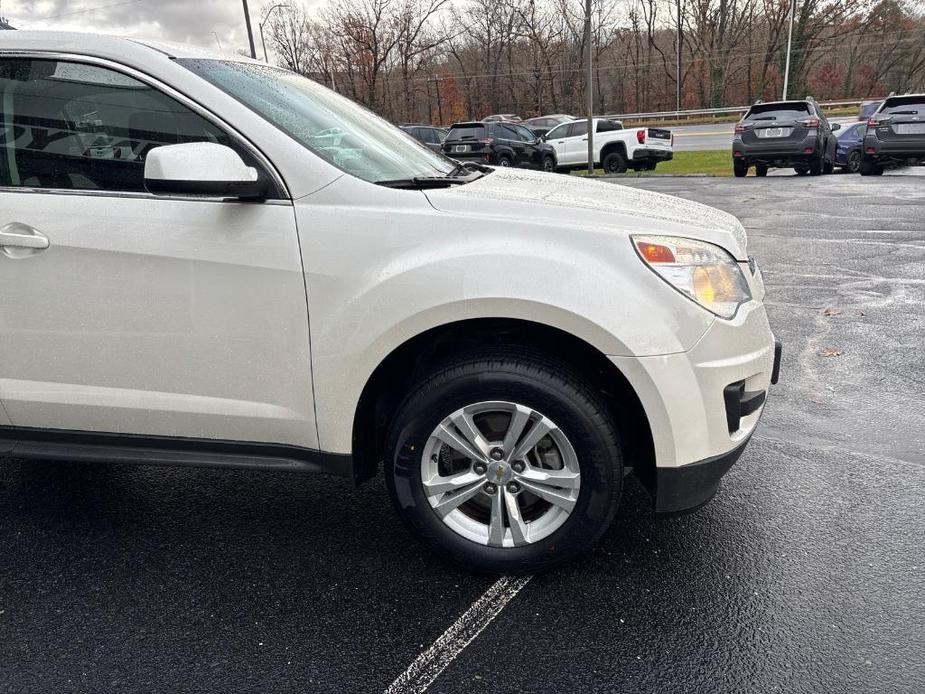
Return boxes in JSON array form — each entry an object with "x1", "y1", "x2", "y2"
[{"x1": 0, "y1": 30, "x2": 262, "y2": 64}]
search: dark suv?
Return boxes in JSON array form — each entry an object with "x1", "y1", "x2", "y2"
[
  {"x1": 860, "y1": 94, "x2": 925, "y2": 176},
  {"x1": 732, "y1": 99, "x2": 836, "y2": 177},
  {"x1": 442, "y1": 121, "x2": 557, "y2": 171},
  {"x1": 399, "y1": 124, "x2": 448, "y2": 153}
]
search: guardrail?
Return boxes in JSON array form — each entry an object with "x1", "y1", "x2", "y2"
[{"x1": 605, "y1": 98, "x2": 866, "y2": 122}]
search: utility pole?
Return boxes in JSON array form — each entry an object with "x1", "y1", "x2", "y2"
[
  {"x1": 782, "y1": 0, "x2": 796, "y2": 100},
  {"x1": 428, "y1": 75, "x2": 445, "y2": 125},
  {"x1": 585, "y1": 0, "x2": 594, "y2": 175},
  {"x1": 676, "y1": 0, "x2": 682, "y2": 115},
  {"x1": 242, "y1": 0, "x2": 257, "y2": 59}
]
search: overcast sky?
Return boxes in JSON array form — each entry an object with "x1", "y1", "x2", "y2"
[{"x1": 1, "y1": 1, "x2": 324, "y2": 56}]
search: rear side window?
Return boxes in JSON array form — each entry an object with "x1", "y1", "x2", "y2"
[
  {"x1": 446, "y1": 124, "x2": 486, "y2": 140},
  {"x1": 879, "y1": 97, "x2": 925, "y2": 115},
  {"x1": 745, "y1": 102, "x2": 810, "y2": 121},
  {"x1": 597, "y1": 119, "x2": 623, "y2": 133},
  {"x1": 0, "y1": 58, "x2": 230, "y2": 192}
]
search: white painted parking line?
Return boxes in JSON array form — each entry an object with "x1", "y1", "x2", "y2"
[{"x1": 384, "y1": 575, "x2": 533, "y2": 694}]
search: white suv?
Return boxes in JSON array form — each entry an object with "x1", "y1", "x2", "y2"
[{"x1": 0, "y1": 34, "x2": 780, "y2": 573}]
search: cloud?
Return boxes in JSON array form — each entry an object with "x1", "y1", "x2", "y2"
[{"x1": 1, "y1": 0, "x2": 328, "y2": 55}]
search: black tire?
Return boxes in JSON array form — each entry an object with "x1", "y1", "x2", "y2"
[
  {"x1": 794, "y1": 166, "x2": 810, "y2": 175},
  {"x1": 385, "y1": 353, "x2": 623, "y2": 575},
  {"x1": 497, "y1": 155, "x2": 513, "y2": 167},
  {"x1": 644, "y1": 161, "x2": 657, "y2": 171},
  {"x1": 733, "y1": 159, "x2": 748, "y2": 177},
  {"x1": 541, "y1": 156, "x2": 556, "y2": 173},
  {"x1": 809, "y1": 152, "x2": 824, "y2": 175},
  {"x1": 859, "y1": 154, "x2": 883, "y2": 176},
  {"x1": 823, "y1": 157, "x2": 834, "y2": 175},
  {"x1": 845, "y1": 151, "x2": 862, "y2": 174},
  {"x1": 602, "y1": 151, "x2": 627, "y2": 174},
  {"x1": 755, "y1": 163, "x2": 768, "y2": 177}
]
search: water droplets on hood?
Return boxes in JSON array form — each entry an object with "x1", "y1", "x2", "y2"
[{"x1": 431, "y1": 167, "x2": 748, "y2": 255}]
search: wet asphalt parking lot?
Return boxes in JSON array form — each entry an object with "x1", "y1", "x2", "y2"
[{"x1": 2, "y1": 173, "x2": 924, "y2": 693}]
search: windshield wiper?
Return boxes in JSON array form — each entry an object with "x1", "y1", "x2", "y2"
[
  {"x1": 377, "y1": 165, "x2": 489, "y2": 190},
  {"x1": 376, "y1": 175, "x2": 474, "y2": 190}
]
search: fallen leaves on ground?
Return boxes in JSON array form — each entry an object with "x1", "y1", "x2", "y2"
[
  {"x1": 819, "y1": 347, "x2": 843, "y2": 357},
  {"x1": 822, "y1": 307, "x2": 842, "y2": 317}
]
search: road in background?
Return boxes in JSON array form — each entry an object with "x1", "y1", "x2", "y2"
[
  {"x1": 1, "y1": 177, "x2": 923, "y2": 693},
  {"x1": 671, "y1": 117, "x2": 857, "y2": 151}
]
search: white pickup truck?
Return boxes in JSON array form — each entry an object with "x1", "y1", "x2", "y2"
[{"x1": 543, "y1": 118, "x2": 673, "y2": 174}]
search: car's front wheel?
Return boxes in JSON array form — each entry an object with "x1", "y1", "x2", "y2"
[
  {"x1": 542, "y1": 156, "x2": 556, "y2": 172},
  {"x1": 385, "y1": 354, "x2": 623, "y2": 574}
]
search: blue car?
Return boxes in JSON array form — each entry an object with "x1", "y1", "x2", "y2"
[{"x1": 834, "y1": 122, "x2": 867, "y2": 173}]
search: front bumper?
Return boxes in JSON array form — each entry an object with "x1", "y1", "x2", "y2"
[{"x1": 611, "y1": 300, "x2": 781, "y2": 513}]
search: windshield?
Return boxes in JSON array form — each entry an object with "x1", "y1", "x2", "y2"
[
  {"x1": 880, "y1": 96, "x2": 925, "y2": 115},
  {"x1": 178, "y1": 59, "x2": 455, "y2": 184},
  {"x1": 746, "y1": 103, "x2": 810, "y2": 121},
  {"x1": 446, "y1": 124, "x2": 487, "y2": 140}
]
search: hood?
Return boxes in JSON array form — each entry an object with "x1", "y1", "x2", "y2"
[{"x1": 425, "y1": 168, "x2": 749, "y2": 260}]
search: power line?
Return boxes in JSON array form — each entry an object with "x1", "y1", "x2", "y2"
[{"x1": 32, "y1": 0, "x2": 143, "y2": 22}]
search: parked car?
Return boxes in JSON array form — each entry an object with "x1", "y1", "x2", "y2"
[
  {"x1": 399, "y1": 123, "x2": 448, "y2": 152},
  {"x1": 523, "y1": 114, "x2": 577, "y2": 138},
  {"x1": 0, "y1": 33, "x2": 780, "y2": 574},
  {"x1": 860, "y1": 93, "x2": 925, "y2": 176},
  {"x1": 833, "y1": 121, "x2": 866, "y2": 173},
  {"x1": 482, "y1": 114, "x2": 521, "y2": 122},
  {"x1": 442, "y1": 120, "x2": 557, "y2": 171},
  {"x1": 732, "y1": 98, "x2": 837, "y2": 177},
  {"x1": 857, "y1": 100, "x2": 882, "y2": 122},
  {"x1": 544, "y1": 118, "x2": 672, "y2": 173}
]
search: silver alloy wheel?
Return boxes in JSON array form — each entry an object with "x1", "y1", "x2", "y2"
[{"x1": 420, "y1": 401, "x2": 581, "y2": 548}]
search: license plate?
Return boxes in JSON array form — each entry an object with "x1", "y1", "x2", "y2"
[
  {"x1": 896, "y1": 123, "x2": 925, "y2": 135},
  {"x1": 758, "y1": 127, "x2": 790, "y2": 138},
  {"x1": 454, "y1": 144, "x2": 469, "y2": 153}
]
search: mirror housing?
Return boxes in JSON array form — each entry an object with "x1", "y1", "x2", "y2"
[
  {"x1": 144, "y1": 143, "x2": 268, "y2": 200},
  {"x1": 831, "y1": 123, "x2": 841, "y2": 132}
]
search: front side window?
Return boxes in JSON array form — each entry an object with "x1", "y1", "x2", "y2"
[
  {"x1": 180, "y1": 59, "x2": 455, "y2": 184},
  {"x1": 546, "y1": 123, "x2": 569, "y2": 139},
  {"x1": 0, "y1": 59, "x2": 229, "y2": 192}
]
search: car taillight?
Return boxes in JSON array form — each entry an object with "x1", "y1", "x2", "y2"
[
  {"x1": 800, "y1": 117, "x2": 820, "y2": 128},
  {"x1": 867, "y1": 117, "x2": 878, "y2": 127},
  {"x1": 734, "y1": 122, "x2": 747, "y2": 133},
  {"x1": 636, "y1": 129, "x2": 646, "y2": 144},
  {"x1": 479, "y1": 138, "x2": 495, "y2": 145}
]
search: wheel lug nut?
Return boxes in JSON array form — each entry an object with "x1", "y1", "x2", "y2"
[
  {"x1": 474, "y1": 463, "x2": 487, "y2": 475},
  {"x1": 484, "y1": 483, "x2": 497, "y2": 495},
  {"x1": 489, "y1": 447, "x2": 504, "y2": 461},
  {"x1": 512, "y1": 461, "x2": 525, "y2": 473},
  {"x1": 506, "y1": 482, "x2": 520, "y2": 493}
]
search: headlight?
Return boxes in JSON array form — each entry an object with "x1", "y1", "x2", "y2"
[{"x1": 632, "y1": 235, "x2": 751, "y2": 319}]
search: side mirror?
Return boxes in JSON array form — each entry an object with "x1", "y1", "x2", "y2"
[
  {"x1": 831, "y1": 123, "x2": 841, "y2": 132},
  {"x1": 144, "y1": 143, "x2": 268, "y2": 200}
]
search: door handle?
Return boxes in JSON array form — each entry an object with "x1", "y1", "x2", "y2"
[{"x1": 0, "y1": 222, "x2": 50, "y2": 251}]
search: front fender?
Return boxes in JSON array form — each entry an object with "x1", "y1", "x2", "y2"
[{"x1": 295, "y1": 175, "x2": 713, "y2": 454}]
